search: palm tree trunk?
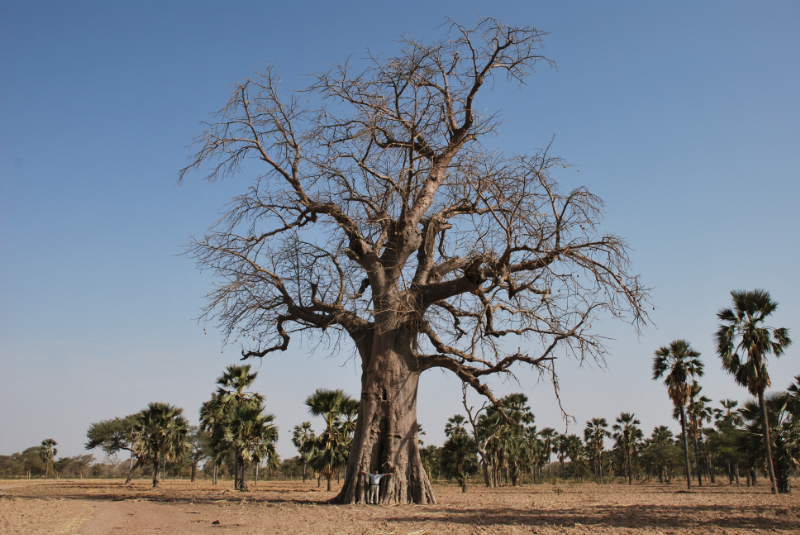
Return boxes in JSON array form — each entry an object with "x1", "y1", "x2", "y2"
[
  {"x1": 693, "y1": 433, "x2": 702, "y2": 487},
  {"x1": 213, "y1": 463, "x2": 217, "y2": 485},
  {"x1": 302, "y1": 464, "x2": 306, "y2": 483},
  {"x1": 627, "y1": 450, "x2": 632, "y2": 485},
  {"x1": 757, "y1": 389, "x2": 778, "y2": 494},
  {"x1": 599, "y1": 452, "x2": 604, "y2": 483},
  {"x1": 239, "y1": 457, "x2": 247, "y2": 491},
  {"x1": 679, "y1": 405, "x2": 692, "y2": 490},
  {"x1": 45, "y1": 460, "x2": 49, "y2": 480},
  {"x1": 152, "y1": 452, "x2": 160, "y2": 488}
]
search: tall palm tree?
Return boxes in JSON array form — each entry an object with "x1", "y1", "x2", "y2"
[
  {"x1": 740, "y1": 393, "x2": 799, "y2": 493},
  {"x1": 199, "y1": 392, "x2": 228, "y2": 486},
  {"x1": 685, "y1": 383, "x2": 712, "y2": 486},
  {"x1": 133, "y1": 402, "x2": 189, "y2": 488},
  {"x1": 39, "y1": 439, "x2": 57, "y2": 480},
  {"x1": 653, "y1": 339, "x2": 704, "y2": 489},
  {"x1": 555, "y1": 434, "x2": 569, "y2": 477},
  {"x1": 613, "y1": 413, "x2": 641, "y2": 485},
  {"x1": 201, "y1": 364, "x2": 272, "y2": 491},
  {"x1": 292, "y1": 422, "x2": 315, "y2": 483},
  {"x1": 445, "y1": 415, "x2": 468, "y2": 438},
  {"x1": 520, "y1": 426, "x2": 541, "y2": 483},
  {"x1": 584, "y1": 418, "x2": 609, "y2": 483},
  {"x1": 305, "y1": 388, "x2": 355, "y2": 491},
  {"x1": 563, "y1": 435, "x2": 585, "y2": 480},
  {"x1": 223, "y1": 402, "x2": 279, "y2": 490},
  {"x1": 714, "y1": 399, "x2": 743, "y2": 427},
  {"x1": 539, "y1": 428, "x2": 557, "y2": 478},
  {"x1": 715, "y1": 289, "x2": 793, "y2": 494}
]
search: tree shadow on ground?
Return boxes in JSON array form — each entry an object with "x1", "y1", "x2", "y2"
[{"x1": 382, "y1": 503, "x2": 799, "y2": 532}]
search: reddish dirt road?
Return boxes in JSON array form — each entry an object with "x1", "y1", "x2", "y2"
[{"x1": 1, "y1": 479, "x2": 798, "y2": 534}]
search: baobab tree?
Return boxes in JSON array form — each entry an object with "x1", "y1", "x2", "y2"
[{"x1": 180, "y1": 17, "x2": 648, "y2": 504}]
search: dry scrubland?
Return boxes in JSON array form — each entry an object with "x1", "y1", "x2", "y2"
[{"x1": 0, "y1": 479, "x2": 797, "y2": 534}]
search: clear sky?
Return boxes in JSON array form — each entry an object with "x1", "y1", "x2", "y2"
[{"x1": 1, "y1": 1, "x2": 798, "y2": 461}]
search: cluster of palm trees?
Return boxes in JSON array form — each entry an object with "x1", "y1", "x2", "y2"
[
  {"x1": 292, "y1": 389, "x2": 359, "y2": 491},
  {"x1": 418, "y1": 290, "x2": 796, "y2": 494},
  {"x1": 199, "y1": 365, "x2": 279, "y2": 491},
  {"x1": 424, "y1": 401, "x2": 652, "y2": 490},
  {"x1": 73, "y1": 288, "x2": 794, "y2": 494},
  {"x1": 82, "y1": 364, "x2": 280, "y2": 490},
  {"x1": 423, "y1": 384, "x2": 799, "y2": 494},
  {"x1": 654, "y1": 289, "x2": 794, "y2": 494}
]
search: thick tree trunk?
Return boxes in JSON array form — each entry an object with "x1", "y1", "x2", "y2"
[
  {"x1": 125, "y1": 458, "x2": 143, "y2": 484},
  {"x1": 334, "y1": 326, "x2": 436, "y2": 505},
  {"x1": 679, "y1": 406, "x2": 692, "y2": 490},
  {"x1": 757, "y1": 389, "x2": 778, "y2": 494},
  {"x1": 191, "y1": 462, "x2": 197, "y2": 483}
]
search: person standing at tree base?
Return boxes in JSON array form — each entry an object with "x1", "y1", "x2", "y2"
[{"x1": 360, "y1": 469, "x2": 392, "y2": 504}]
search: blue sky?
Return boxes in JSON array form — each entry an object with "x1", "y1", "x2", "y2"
[{"x1": 1, "y1": 1, "x2": 798, "y2": 461}]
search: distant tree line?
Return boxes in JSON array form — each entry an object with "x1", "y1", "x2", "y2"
[{"x1": 4, "y1": 290, "x2": 794, "y2": 496}]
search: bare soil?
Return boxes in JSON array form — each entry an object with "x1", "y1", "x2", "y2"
[{"x1": 1, "y1": 478, "x2": 797, "y2": 534}]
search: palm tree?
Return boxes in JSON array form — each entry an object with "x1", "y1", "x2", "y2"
[
  {"x1": 685, "y1": 383, "x2": 712, "y2": 486},
  {"x1": 201, "y1": 364, "x2": 274, "y2": 491},
  {"x1": 714, "y1": 399, "x2": 743, "y2": 427},
  {"x1": 440, "y1": 432, "x2": 478, "y2": 492},
  {"x1": 133, "y1": 402, "x2": 189, "y2": 488},
  {"x1": 740, "y1": 393, "x2": 799, "y2": 493},
  {"x1": 715, "y1": 289, "x2": 793, "y2": 494},
  {"x1": 555, "y1": 434, "x2": 569, "y2": 477},
  {"x1": 420, "y1": 445, "x2": 439, "y2": 480},
  {"x1": 539, "y1": 428, "x2": 557, "y2": 478},
  {"x1": 445, "y1": 415, "x2": 468, "y2": 438},
  {"x1": 305, "y1": 389, "x2": 355, "y2": 491},
  {"x1": 39, "y1": 439, "x2": 57, "y2": 480},
  {"x1": 479, "y1": 393, "x2": 534, "y2": 486},
  {"x1": 519, "y1": 426, "x2": 541, "y2": 483},
  {"x1": 223, "y1": 402, "x2": 279, "y2": 490},
  {"x1": 613, "y1": 413, "x2": 641, "y2": 485},
  {"x1": 199, "y1": 392, "x2": 227, "y2": 486},
  {"x1": 787, "y1": 375, "x2": 800, "y2": 414},
  {"x1": 653, "y1": 339, "x2": 704, "y2": 489},
  {"x1": 292, "y1": 422, "x2": 315, "y2": 483},
  {"x1": 584, "y1": 418, "x2": 609, "y2": 483}
]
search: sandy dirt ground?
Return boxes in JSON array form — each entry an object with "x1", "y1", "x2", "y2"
[{"x1": 1, "y1": 478, "x2": 798, "y2": 534}]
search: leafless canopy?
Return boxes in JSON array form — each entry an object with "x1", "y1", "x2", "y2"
[{"x1": 180, "y1": 17, "x2": 649, "y2": 407}]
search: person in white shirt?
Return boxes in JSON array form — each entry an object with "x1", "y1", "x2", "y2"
[{"x1": 360, "y1": 469, "x2": 392, "y2": 504}]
